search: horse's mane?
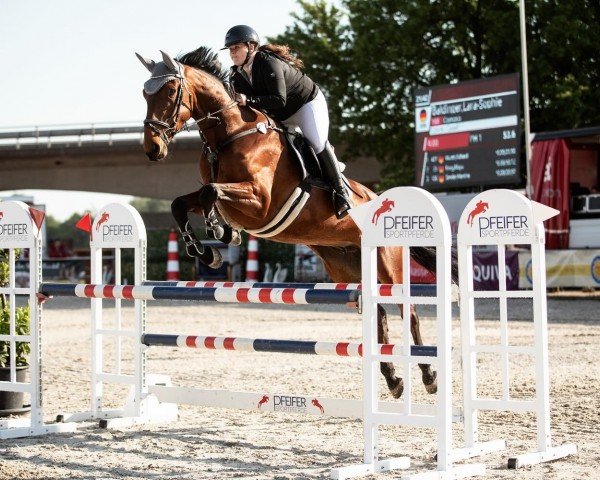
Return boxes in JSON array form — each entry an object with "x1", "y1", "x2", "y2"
[{"x1": 177, "y1": 46, "x2": 229, "y2": 86}]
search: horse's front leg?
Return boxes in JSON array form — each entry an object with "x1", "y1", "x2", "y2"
[
  {"x1": 199, "y1": 192, "x2": 242, "y2": 246},
  {"x1": 171, "y1": 182, "x2": 266, "y2": 268},
  {"x1": 171, "y1": 189, "x2": 223, "y2": 268}
]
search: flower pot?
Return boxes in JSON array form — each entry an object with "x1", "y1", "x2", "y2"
[{"x1": 0, "y1": 365, "x2": 31, "y2": 415}]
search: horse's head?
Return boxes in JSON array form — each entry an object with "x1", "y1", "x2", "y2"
[{"x1": 136, "y1": 51, "x2": 193, "y2": 161}]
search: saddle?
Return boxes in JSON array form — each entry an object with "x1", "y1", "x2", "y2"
[{"x1": 282, "y1": 128, "x2": 353, "y2": 193}]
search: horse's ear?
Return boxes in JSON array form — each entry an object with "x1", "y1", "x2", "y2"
[
  {"x1": 160, "y1": 50, "x2": 178, "y2": 72},
  {"x1": 135, "y1": 52, "x2": 155, "y2": 73}
]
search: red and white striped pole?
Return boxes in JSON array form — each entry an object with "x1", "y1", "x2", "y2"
[
  {"x1": 245, "y1": 235, "x2": 259, "y2": 281},
  {"x1": 166, "y1": 228, "x2": 180, "y2": 281}
]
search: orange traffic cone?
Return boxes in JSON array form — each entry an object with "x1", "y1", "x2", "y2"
[
  {"x1": 167, "y1": 228, "x2": 180, "y2": 280},
  {"x1": 245, "y1": 235, "x2": 259, "y2": 281}
]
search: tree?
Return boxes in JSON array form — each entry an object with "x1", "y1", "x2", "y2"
[
  {"x1": 129, "y1": 197, "x2": 171, "y2": 213},
  {"x1": 45, "y1": 213, "x2": 91, "y2": 250},
  {"x1": 271, "y1": 0, "x2": 600, "y2": 188}
]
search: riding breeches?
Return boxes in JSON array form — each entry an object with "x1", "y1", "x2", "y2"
[{"x1": 282, "y1": 90, "x2": 330, "y2": 154}]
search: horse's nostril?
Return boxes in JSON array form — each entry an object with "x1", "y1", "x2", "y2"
[{"x1": 152, "y1": 143, "x2": 160, "y2": 155}]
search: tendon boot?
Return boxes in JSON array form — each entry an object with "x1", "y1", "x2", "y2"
[{"x1": 317, "y1": 142, "x2": 353, "y2": 219}]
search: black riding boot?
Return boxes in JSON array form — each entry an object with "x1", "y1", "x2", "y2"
[{"x1": 317, "y1": 141, "x2": 353, "y2": 219}]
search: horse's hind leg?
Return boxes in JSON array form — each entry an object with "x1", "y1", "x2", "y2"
[
  {"x1": 377, "y1": 304, "x2": 404, "y2": 398},
  {"x1": 378, "y1": 246, "x2": 437, "y2": 395},
  {"x1": 309, "y1": 245, "x2": 404, "y2": 398},
  {"x1": 409, "y1": 306, "x2": 437, "y2": 393}
]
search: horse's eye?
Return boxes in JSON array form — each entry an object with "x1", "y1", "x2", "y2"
[{"x1": 168, "y1": 88, "x2": 177, "y2": 97}]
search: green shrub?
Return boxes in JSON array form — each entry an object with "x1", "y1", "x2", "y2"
[{"x1": 0, "y1": 249, "x2": 30, "y2": 367}]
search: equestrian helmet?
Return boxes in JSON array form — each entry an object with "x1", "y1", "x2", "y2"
[{"x1": 223, "y1": 25, "x2": 260, "y2": 48}]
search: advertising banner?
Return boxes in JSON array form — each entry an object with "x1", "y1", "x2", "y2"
[
  {"x1": 530, "y1": 138, "x2": 571, "y2": 249},
  {"x1": 472, "y1": 250, "x2": 519, "y2": 290},
  {"x1": 519, "y1": 249, "x2": 600, "y2": 288}
]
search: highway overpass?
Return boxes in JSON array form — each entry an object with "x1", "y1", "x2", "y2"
[{"x1": 0, "y1": 123, "x2": 382, "y2": 199}]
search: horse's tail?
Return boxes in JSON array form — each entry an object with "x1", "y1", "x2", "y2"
[{"x1": 409, "y1": 247, "x2": 459, "y2": 285}]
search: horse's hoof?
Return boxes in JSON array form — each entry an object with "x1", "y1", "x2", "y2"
[
  {"x1": 390, "y1": 378, "x2": 404, "y2": 399},
  {"x1": 231, "y1": 230, "x2": 242, "y2": 246},
  {"x1": 208, "y1": 247, "x2": 223, "y2": 269},
  {"x1": 423, "y1": 370, "x2": 438, "y2": 394}
]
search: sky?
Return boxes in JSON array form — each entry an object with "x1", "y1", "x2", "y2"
[{"x1": 0, "y1": 0, "x2": 305, "y2": 220}]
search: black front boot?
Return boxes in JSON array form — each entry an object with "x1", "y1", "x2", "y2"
[{"x1": 317, "y1": 141, "x2": 353, "y2": 219}]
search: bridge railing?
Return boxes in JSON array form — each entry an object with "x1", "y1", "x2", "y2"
[{"x1": 0, "y1": 122, "x2": 202, "y2": 149}]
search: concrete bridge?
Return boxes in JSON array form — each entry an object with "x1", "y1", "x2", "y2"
[{"x1": 0, "y1": 123, "x2": 381, "y2": 199}]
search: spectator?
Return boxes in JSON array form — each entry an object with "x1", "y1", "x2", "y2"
[{"x1": 47, "y1": 240, "x2": 73, "y2": 258}]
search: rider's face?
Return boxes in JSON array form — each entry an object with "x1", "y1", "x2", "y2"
[{"x1": 229, "y1": 43, "x2": 249, "y2": 67}]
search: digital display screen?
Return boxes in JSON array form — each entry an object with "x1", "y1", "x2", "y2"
[{"x1": 414, "y1": 74, "x2": 521, "y2": 190}]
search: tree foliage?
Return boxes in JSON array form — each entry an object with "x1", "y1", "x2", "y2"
[
  {"x1": 270, "y1": 0, "x2": 600, "y2": 188},
  {"x1": 129, "y1": 197, "x2": 171, "y2": 213}
]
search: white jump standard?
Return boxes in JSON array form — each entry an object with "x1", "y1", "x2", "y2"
[
  {"x1": 0, "y1": 201, "x2": 76, "y2": 439},
  {"x1": 457, "y1": 189, "x2": 577, "y2": 468}
]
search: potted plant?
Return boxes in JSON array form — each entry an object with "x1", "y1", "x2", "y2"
[{"x1": 0, "y1": 248, "x2": 31, "y2": 413}]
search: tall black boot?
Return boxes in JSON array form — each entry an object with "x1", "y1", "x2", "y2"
[{"x1": 317, "y1": 141, "x2": 353, "y2": 219}]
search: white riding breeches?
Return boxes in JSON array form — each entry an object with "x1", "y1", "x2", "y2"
[{"x1": 282, "y1": 89, "x2": 329, "y2": 154}]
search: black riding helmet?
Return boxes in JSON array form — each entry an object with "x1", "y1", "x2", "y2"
[{"x1": 222, "y1": 25, "x2": 260, "y2": 49}]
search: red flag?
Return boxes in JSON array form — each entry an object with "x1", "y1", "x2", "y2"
[
  {"x1": 76, "y1": 213, "x2": 93, "y2": 233},
  {"x1": 28, "y1": 207, "x2": 46, "y2": 233}
]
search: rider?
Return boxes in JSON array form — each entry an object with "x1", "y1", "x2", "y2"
[{"x1": 223, "y1": 24, "x2": 352, "y2": 219}]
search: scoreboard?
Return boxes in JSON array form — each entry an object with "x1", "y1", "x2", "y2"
[{"x1": 414, "y1": 74, "x2": 520, "y2": 190}]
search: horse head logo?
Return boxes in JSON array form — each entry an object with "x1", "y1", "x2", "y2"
[
  {"x1": 96, "y1": 212, "x2": 110, "y2": 231},
  {"x1": 372, "y1": 198, "x2": 395, "y2": 225},
  {"x1": 0, "y1": 211, "x2": 3, "y2": 221},
  {"x1": 257, "y1": 395, "x2": 269, "y2": 409},
  {"x1": 311, "y1": 398, "x2": 324, "y2": 414},
  {"x1": 467, "y1": 200, "x2": 489, "y2": 226}
]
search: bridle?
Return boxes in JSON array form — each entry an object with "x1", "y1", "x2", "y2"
[
  {"x1": 143, "y1": 66, "x2": 239, "y2": 147},
  {"x1": 143, "y1": 68, "x2": 193, "y2": 145},
  {"x1": 143, "y1": 64, "x2": 283, "y2": 181}
]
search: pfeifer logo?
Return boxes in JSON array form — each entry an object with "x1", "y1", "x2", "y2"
[
  {"x1": 372, "y1": 196, "x2": 434, "y2": 240},
  {"x1": 469, "y1": 199, "x2": 530, "y2": 238},
  {"x1": 372, "y1": 198, "x2": 395, "y2": 225},
  {"x1": 467, "y1": 200, "x2": 489, "y2": 227},
  {"x1": 96, "y1": 212, "x2": 110, "y2": 231},
  {"x1": 311, "y1": 398, "x2": 324, "y2": 414},
  {"x1": 257, "y1": 395, "x2": 269, "y2": 409}
]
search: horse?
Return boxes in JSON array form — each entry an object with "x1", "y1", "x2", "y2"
[{"x1": 137, "y1": 47, "x2": 443, "y2": 399}]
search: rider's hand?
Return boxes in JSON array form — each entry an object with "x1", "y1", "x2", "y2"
[{"x1": 235, "y1": 93, "x2": 247, "y2": 106}]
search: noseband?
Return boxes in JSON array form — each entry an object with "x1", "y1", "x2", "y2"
[{"x1": 143, "y1": 71, "x2": 192, "y2": 145}]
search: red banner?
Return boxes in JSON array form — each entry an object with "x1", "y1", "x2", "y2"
[{"x1": 531, "y1": 139, "x2": 571, "y2": 249}]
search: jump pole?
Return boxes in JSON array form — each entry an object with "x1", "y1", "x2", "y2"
[
  {"x1": 457, "y1": 189, "x2": 577, "y2": 467},
  {"x1": 40, "y1": 282, "x2": 457, "y2": 305},
  {"x1": 0, "y1": 201, "x2": 76, "y2": 439}
]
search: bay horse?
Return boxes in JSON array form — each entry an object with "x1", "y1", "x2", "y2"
[{"x1": 137, "y1": 47, "x2": 441, "y2": 398}]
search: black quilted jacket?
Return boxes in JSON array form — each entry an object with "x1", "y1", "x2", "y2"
[{"x1": 230, "y1": 51, "x2": 319, "y2": 121}]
